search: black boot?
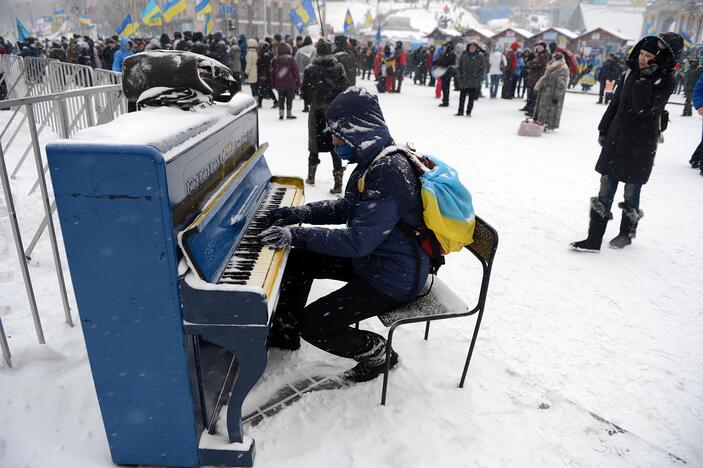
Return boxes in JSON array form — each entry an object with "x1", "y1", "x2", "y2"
[
  {"x1": 330, "y1": 169, "x2": 344, "y2": 194},
  {"x1": 305, "y1": 161, "x2": 318, "y2": 185},
  {"x1": 570, "y1": 197, "x2": 612, "y2": 252},
  {"x1": 279, "y1": 108, "x2": 284, "y2": 120},
  {"x1": 690, "y1": 142, "x2": 702, "y2": 168},
  {"x1": 609, "y1": 203, "x2": 643, "y2": 249},
  {"x1": 343, "y1": 334, "x2": 399, "y2": 383}
]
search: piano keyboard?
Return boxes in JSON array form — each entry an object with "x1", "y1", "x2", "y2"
[{"x1": 218, "y1": 183, "x2": 302, "y2": 296}]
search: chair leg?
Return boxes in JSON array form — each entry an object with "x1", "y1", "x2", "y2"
[
  {"x1": 459, "y1": 310, "x2": 484, "y2": 388},
  {"x1": 380, "y1": 327, "x2": 396, "y2": 406},
  {"x1": 423, "y1": 321, "x2": 431, "y2": 340}
]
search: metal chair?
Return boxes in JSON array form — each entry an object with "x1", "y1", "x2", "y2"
[{"x1": 377, "y1": 216, "x2": 498, "y2": 405}]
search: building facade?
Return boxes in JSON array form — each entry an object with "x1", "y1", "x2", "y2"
[
  {"x1": 568, "y1": 27, "x2": 628, "y2": 56},
  {"x1": 642, "y1": 0, "x2": 703, "y2": 43}
]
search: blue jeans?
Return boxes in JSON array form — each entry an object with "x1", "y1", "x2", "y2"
[
  {"x1": 489, "y1": 74, "x2": 501, "y2": 98},
  {"x1": 598, "y1": 174, "x2": 641, "y2": 212}
]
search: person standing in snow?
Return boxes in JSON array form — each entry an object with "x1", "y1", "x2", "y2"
[
  {"x1": 455, "y1": 42, "x2": 484, "y2": 117},
  {"x1": 112, "y1": 38, "x2": 133, "y2": 73},
  {"x1": 501, "y1": 42, "x2": 519, "y2": 99},
  {"x1": 244, "y1": 38, "x2": 259, "y2": 102},
  {"x1": 488, "y1": 46, "x2": 505, "y2": 98},
  {"x1": 257, "y1": 41, "x2": 277, "y2": 108},
  {"x1": 597, "y1": 53, "x2": 622, "y2": 105},
  {"x1": 688, "y1": 73, "x2": 703, "y2": 174},
  {"x1": 294, "y1": 36, "x2": 315, "y2": 112},
  {"x1": 436, "y1": 41, "x2": 456, "y2": 107},
  {"x1": 682, "y1": 57, "x2": 702, "y2": 117},
  {"x1": 258, "y1": 87, "x2": 429, "y2": 382},
  {"x1": 270, "y1": 42, "x2": 300, "y2": 120},
  {"x1": 533, "y1": 51, "x2": 569, "y2": 131},
  {"x1": 521, "y1": 41, "x2": 549, "y2": 113},
  {"x1": 571, "y1": 33, "x2": 683, "y2": 252},
  {"x1": 334, "y1": 35, "x2": 356, "y2": 88},
  {"x1": 301, "y1": 38, "x2": 348, "y2": 193}
]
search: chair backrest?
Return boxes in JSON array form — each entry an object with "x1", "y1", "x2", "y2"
[{"x1": 465, "y1": 216, "x2": 498, "y2": 268}]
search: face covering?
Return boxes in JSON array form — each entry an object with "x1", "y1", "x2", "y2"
[{"x1": 333, "y1": 143, "x2": 355, "y2": 160}]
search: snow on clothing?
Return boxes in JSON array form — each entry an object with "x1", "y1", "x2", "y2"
[
  {"x1": 301, "y1": 54, "x2": 348, "y2": 154},
  {"x1": 244, "y1": 39, "x2": 258, "y2": 84},
  {"x1": 525, "y1": 48, "x2": 549, "y2": 88},
  {"x1": 111, "y1": 39, "x2": 134, "y2": 72},
  {"x1": 270, "y1": 43, "x2": 300, "y2": 92},
  {"x1": 456, "y1": 47, "x2": 485, "y2": 90},
  {"x1": 294, "y1": 44, "x2": 315, "y2": 80},
  {"x1": 596, "y1": 36, "x2": 678, "y2": 186},
  {"x1": 534, "y1": 58, "x2": 569, "y2": 130},
  {"x1": 287, "y1": 87, "x2": 429, "y2": 302}
]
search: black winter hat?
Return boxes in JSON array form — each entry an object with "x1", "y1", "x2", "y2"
[{"x1": 334, "y1": 35, "x2": 347, "y2": 49}]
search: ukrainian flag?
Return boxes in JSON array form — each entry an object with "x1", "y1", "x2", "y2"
[
  {"x1": 290, "y1": 0, "x2": 317, "y2": 33},
  {"x1": 16, "y1": 18, "x2": 31, "y2": 41},
  {"x1": 53, "y1": 9, "x2": 66, "y2": 23},
  {"x1": 680, "y1": 30, "x2": 693, "y2": 49},
  {"x1": 79, "y1": 14, "x2": 92, "y2": 26},
  {"x1": 364, "y1": 11, "x2": 373, "y2": 30},
  {"x1": 195, "y1": 0, "x2": 213, "y2": 17},
  {"x1": 420, "y1": 156, "x2": 475, "y2": 253},
  {"x1": 163, "y1": 0, "x2": 186, "y2": 23},
  {"x1": 343, "y1": 8, "x2": 354, "y2": 34},
  {"x1": 204, "y1": 14, "x2": 215, "y2": 35},
  {"x1": 117, "y1": 14, "x2": 139, "y2": 39},
  {"x1": 140, "y1": 0, "x2": 163, "y2": 26}
]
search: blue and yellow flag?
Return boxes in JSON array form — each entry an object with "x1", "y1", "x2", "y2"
[
  {"x1": 195, "y1": 0, "x2": 213, "y2": 17},
  {"x1": 420, "y1": 155, "x2": 475, "y2": 253},
  {"x1": 79, "y1": 14, "x2": 92, "y2": 26},
  {"x1": 290, "y1": 0, "x2": 317, "y2": 33},
  {"x1": 16, "y1": 18, "x2": 31, "y2": 41},
  {"x1": 163, "y1": 0, "x2": 186, "y2": 23},
  {"x1": 140, "y1": 0, "x2": 163, "y2": 26},
  {"x1": 53, "y1": 10, "x2": 66, "y2": 23},
  {"x1": 204, "y1": 14, "x2": 214, "y2": 35},
  {"x1": 117, "y1": 14, "x2": 139, "y2": 39},
  {"x1": 343, "y1": 8, "x2": 354, "y2": 34},
  {"x1": 364, "y1": 10, "x2": 373, "y2": 30},
  {"x1": 679, "y1": 30, "x2": 693, "y2": 49}
]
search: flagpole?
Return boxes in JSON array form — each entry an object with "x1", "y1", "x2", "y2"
[{"x1": 315, "y1": 0, "x2": 324, "y2": 36}]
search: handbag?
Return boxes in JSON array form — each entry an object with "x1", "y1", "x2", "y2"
[{"x1": 518, "y1": 118, "x2": 544, "y2": 137}]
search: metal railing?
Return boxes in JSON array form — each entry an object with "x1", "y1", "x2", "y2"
[{"x1": 1, "y1": 54, "x2": 127, "y2": 368}]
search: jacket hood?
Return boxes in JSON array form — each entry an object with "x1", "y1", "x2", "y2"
[
  {"x1": 628, "y1": 33, "x2": 683, "y2": 73},
  {"x1": 325, "y1": 87, "x2": 394, "y2": 166},
  {"x1": 510, "y1": 41, "x2": 520, "y2": 52},
  {"x1": 120, "y1": 38, "x2": 133, "y2": 51},
  {"x1": 278, "y1": 42, "x2": 292, "y2": 56}
]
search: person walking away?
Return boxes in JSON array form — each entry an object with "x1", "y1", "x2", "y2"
[
  {"x1": 271, "y1": 42, "x2": 300, "y2": 120},
  {"x1": 228, "y1": 38, "x2": 242, "y2": 81},
  {"x1": 244, "y1": 38, "x2": 259, "y2": 104},
  {"x1": 383, "y1": 43, "x2": 396, "y2": 93},
  {"x1": 571, "y1": 33, "x2": 683, "y2": 251},
  {"x1": 455, "y1": 42, "x2": 484, "y2": 116},
  {"x1": 301, "y1": 38, "x2": 348, "y2": 193},
  {"x1": 257, "y1": 41, "x2": 277, "y2": 108},
  {"x1": 436, "y1": 41, "x2": 456, "y2": 107},
  {"x1": 259, "y1": 87, "x2": 429, "y2": 382},
  {"x1": 393, "y1": 41, "x2": 406, "y2": 93},
  {"x1": 294, "y1": 36, "x2": 315, "y2": 112},
  {"x1": 517, "y1": 48, "x2": 529, "y2": 98},
  {"x1": 512, "y1": 48, "x2": 524, "y2": 98},
  {"x1": 427, "y1": 45, "x2": 437, "y2": 87},
  {"x1": 521, "y1": 41, "x2": 549, "y2": 113},
  {"x1": 334, "y1": 35, "x2": 356, "y2": 88},
  {"x1": 683, "y1": 58, "x2": 702, "y2": 116},
  {"x1": 361, "y1": 41, "x2": 375, "y2": 80},
  {"x1": 488, "y1": 46, "x2": 505, "y2": 98},
  {"x1": 597, "y1": 53, "x2": 621, "y2": 104},
  {"x1": 534, "y1": 51, "x2": 569, "y2": 131}
]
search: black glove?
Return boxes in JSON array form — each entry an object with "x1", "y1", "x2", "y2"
[
  {"x1": 267, "y1": 206, "x2": 306, "y2": 227},
  {"x1": 639, "y1": 63, "x2": 658, "y2": 77},
  {"x1": 552, "y1": 97, "x2": 559, "y2": 105},
  {"x1": 598, "y1": 133, "x2": 606, "y2": 147},
  {"x1": 258, "y1": 226, "x2": 293, "y2": 249}
]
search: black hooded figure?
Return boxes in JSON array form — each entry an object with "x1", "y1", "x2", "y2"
[{"x1": 571, "y1": 32, "x2": 684, "y2": 252}]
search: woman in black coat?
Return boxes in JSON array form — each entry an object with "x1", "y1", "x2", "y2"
[{"x1": 572, "y1": 32, "x2": 683, "y2": 252}]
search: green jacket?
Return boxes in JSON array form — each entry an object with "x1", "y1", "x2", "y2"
[{"x1": 455, "y1": 51, "x2": 485, "y2": 90}]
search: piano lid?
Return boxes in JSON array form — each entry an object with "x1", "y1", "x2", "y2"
[{"x1": 69, "y1": 94, "x2": 257, "y2": 160}]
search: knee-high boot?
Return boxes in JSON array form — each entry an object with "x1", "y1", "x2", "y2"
[
  {"x1": 570, "y1": 197, "x2": 613, "y2": 252},
  {"x1": 330, "y1": 168, "x2": 344, "y2": 194},
  {"x1": 306, "y1": 161, "x2": 318, "y2": 185},
  {"x1": 609, "y1": 203, "x2": 643, "y2": 249}
]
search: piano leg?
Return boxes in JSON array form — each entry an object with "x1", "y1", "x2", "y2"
[{"x1": 200, "y1": 326, "x2": 269, "y2": 444}]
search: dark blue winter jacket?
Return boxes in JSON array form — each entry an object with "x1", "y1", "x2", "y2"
[{"x1": 290, "y1": 87, "x2": 429, "y2": 302}]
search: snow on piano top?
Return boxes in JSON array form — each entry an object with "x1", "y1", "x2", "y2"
[{"x1": 70, "y1": 93, "x2": 256, "y2": 161}]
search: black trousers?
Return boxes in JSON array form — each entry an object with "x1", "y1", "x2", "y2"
[
  {"x1": 441, "y1": 75, "x2": 452, "y2": 104},
  {"x1": 458, "y1": 88, "x2": 479, "y2": 115},
  {"x1": 271, "y1": 250, "x2": 405, "y2": 359},
  {"x1": 277, "y1": 89, "x2": 294, "y2": 112}
]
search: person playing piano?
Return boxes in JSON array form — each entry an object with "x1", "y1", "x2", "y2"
[{"x1": 258, "y1": 87, "x2": 430, "y2": 382}]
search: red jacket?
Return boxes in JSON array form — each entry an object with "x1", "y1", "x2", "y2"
[{"x1": 270, "y1": 43, "x2": 301, "y2": 91}]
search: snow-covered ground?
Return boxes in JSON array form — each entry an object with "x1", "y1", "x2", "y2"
[{"x1": 1, "y1": 77, "x2": 702, "y2": 468}]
